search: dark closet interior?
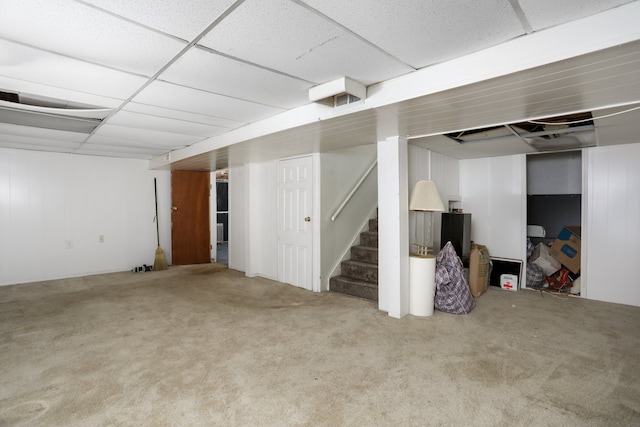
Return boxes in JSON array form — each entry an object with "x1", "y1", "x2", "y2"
[{"x1": 216, "y1": 180, "x2": 228, "y2": 242}]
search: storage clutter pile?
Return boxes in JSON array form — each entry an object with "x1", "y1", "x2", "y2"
[{"x1": 526, "y1": 226, "x2": 581, "y2": 294}]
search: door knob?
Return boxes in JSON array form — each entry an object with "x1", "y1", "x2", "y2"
[
  {"x1": 172, "y1": 206, "x2": 178, "y2": 211},
  {"x1": 304, "y1": 216, "x2": 311, "y2": 222}
]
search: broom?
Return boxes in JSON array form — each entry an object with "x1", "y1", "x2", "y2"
[{"x1": 153, "y1": 178, "x2": 168, "y2": 271}]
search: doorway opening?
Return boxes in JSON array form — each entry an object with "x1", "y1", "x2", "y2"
[
  {"x1": 526, "y1": 151, "x2": 582, "y2": 295},
  {"x1": 171, "y1": 170, "x2": 211, "y2": 265},
  {"x1": 215, "y1": 169, "x2": 229, "y2": 266}
]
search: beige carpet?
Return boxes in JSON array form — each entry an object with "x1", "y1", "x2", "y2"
[{"x1": 1, "y1": 265, "x2": 639, "y2": 426}]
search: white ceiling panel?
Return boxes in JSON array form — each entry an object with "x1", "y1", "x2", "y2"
[
  {"x1": 84, "y1": 134, "x2": 173, "y2": 154},
  {"x1": 0, "y1": 123, "x2": 88, "y2": 142},
  {"x1": 300, "y1": 0, "x2": 525, "y2": 70},
  {"x1": 1, "y1": 0, "x2": 638, "y2": 163},
  {"x1": 0, "y1": 40, "x2": 146, "y2": 101},
  {"x1": 594, "y1": 104, "x2": 640, "y2": 146},
  {"x1": 0, "y1": 133, "x2": 83, "y2": 151},
  {"x1": 464, "y1": 136, "x2": 537, "y2": 157},
  {"x1": 132, "y1": 81, "x2": 284, "y2": 122},
  {"x1": 107, "y1": 110, "x2": 226, "y2": 137},
  {"x1": 92, "y1": 124, "x2": 200, "y2": 148},
  {"x1": 0, "y1": 0, "x2": 186, "y2": 76},
  {"x1": 0, "y1": 76, "x2": 124, "y2": 109},
  {"x1": 122, "y1": 103, "x2": 244, "y2": 130},
  {"x1": 199, "y1": 0, "x2": 413, "y2": 85},
  {"x1": 77, "y1": 142, "x2": 166, "y2": 159},
  {"x1": 81, "y1": 0, "x2": 239, "y2": 41},
  {"x1": 519, "y1": 0, "x2": 633, "y2": 30},
  {"x1": 160, "y1": 47, "x2": 313, "y2": 109},
  {"x1": 410, "y1": 134, "x2": 457, "y2": 150}
]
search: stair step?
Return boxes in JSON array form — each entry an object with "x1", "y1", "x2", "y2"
[
  {"x1": 341, "y1": 260, "x2": 378, "y2": 283},
  {"x1": 368, "y1": 218, "x2": 378, "y2": 232},
  {"x1": 330, "y1": 276, "x2": 378, "y2": 301},
  {"x1": 360, "y1": 231, "x2": 378, "y2": 248},
  {"x1": 351, "y1": 245, "x2": 378, "y2": 264}
]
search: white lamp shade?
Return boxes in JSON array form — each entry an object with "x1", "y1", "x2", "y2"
[{"x1": 409, "y1": 180, "x2": 445, "y2": 212}]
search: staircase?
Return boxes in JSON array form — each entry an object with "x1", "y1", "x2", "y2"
[{"x1": 330, "y1": 216, "x2": 378, "y2": 301}]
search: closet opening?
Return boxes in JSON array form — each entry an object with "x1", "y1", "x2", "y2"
[{"x1": 526, "y1": 151, "x2": 582, "y2": 295}]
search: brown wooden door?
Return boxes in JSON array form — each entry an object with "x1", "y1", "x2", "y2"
[{"x1": 171, "y1": 170, "x2": 210, "y2": 265}]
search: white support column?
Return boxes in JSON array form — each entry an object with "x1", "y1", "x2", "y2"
[
  {"x1": 228, "y1": 164, "x2": 246, "y2": 273},
  {"x1": 377, "y1": 136, "x2": 410, "y2": 318}
]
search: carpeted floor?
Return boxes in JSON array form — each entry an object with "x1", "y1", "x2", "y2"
[{"x1": 1, "y1": 265, "x2": 639, "y2": 426}]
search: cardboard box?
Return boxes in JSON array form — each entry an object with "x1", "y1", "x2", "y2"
[
  {"x1": 530, "y1": 243, "x2": 561, "y2": 276},
  {"x1": 500, "y1": 274, "x2": 518, "y2": 291},
  {"x1": 468, "y1": 244, "x2": 490, "y2": 298},
  {"x1": 550, "y1": 226, "x2": 581, "y2": 274}
]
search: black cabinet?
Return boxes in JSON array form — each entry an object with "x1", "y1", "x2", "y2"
[{"x1": 440, "y1": 213, "x2": 471, "y2": 265}]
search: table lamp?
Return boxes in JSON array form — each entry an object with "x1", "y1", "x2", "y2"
[{"x1": 409, "y1": 180, "x2": 445, "y2": 256}]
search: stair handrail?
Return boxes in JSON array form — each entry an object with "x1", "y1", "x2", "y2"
[{"x1": 331, "y1": 159, "x2": 377, "y2": 222}]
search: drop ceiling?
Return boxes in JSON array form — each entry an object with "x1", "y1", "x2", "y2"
[{"x1": 1, "y1": 0, "x2": 639, "y2": 169}]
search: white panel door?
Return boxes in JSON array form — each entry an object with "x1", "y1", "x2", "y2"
[{"x1": 277, "y1": 156, "x2": 313, "y2": 290}]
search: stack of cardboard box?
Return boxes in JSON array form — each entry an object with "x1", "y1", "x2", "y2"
[{"x1": 528, "y1": 226, "x2": 581, "y2": 292}]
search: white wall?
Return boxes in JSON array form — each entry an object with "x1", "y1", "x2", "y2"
[
  {"x1": 460, "y1": 154, "x2": 527, "y2": 261},
  {"x1": 228, "y1": 164, "x2": 246, "y2": 273},
  {"x1": 320, "y1": 144, "x2": 377, "y2": 290},
  {"x1": 585, "y1": 143, "x2": 640, "y2": 307},
  {"x1": 527, "y1": 151, "x2": 582, "y2": 194},
  {"x1": 245, "y1": 161, "x2": 278, "y2": 280},
  {"x1": 0, "y1": 148, "x2": 170, "y2": 285}
]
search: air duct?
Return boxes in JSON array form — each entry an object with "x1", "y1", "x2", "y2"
[{"x1": 308, "y1": 77, "x2": 366, "y2": 105}]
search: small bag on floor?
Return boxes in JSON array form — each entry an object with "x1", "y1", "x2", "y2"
[{"x1": 434, "y1": 242, "x2": 475, "y2": 314}]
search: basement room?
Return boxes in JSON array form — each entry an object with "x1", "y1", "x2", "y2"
[{"x1": 1, "y1": 1, "x2": 639, "y2": 425}]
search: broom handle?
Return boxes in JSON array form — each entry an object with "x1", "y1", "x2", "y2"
[{"x1": 154, "y1": 178, "x2": 160, "y2": 247}]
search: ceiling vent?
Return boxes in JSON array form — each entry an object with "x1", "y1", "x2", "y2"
[
  {"x1": 309, "y1": 77, "x2": 366, "y2": 106},
  {"x1": 334, "y1": 93, "x2": 361, "y2": 108}
]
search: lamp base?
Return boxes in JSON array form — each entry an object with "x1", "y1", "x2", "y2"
[
  {"x1": 413, "y1": 244, "x2": 434, "y2": 256},
  {"x1": 409, "y1": 255, "x2": 436, "y2": 316}
]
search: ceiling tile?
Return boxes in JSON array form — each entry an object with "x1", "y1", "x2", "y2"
[
  {"x1": 199, "y1": 0, "x2": 413, "y2": 85},
  {"x1": 84, "y1": 134, "x2": 172, "y2": 153},
  {"x1": 106, "y1": 110, "x2": 227, "y2": 137},
  {"x1": 93, "y1": 123, "x2": 200, "y2": 148},
  {"x1": 122, "y1": 102, "x2": 244, "y2": 130},
  {"x1": 300, "y1": 0, "x2": 524, "y2": 70},
  {"x1": 82, "y1": 0, "x2": 238, "y2": 41},
  {"x1": 0, "y1": 40, "x2": 146, "y2": 101},
  {"x1": 160, "y1": 47, "x2": 313, "y2": 109},
  {"x1": 594, "y1": 104, "x2": 640, "y2": 146},
  {"x1": 0, "y1": 0, "x2": 186, "y2": 76},
  {"x1": 76, "y1": 142, "x2": 164, "y2": 159},
  {"x1": 0, "y1": 133, "x2": 83, "y2": 151},
  {"x1": 0, "y1": 76, "x2": 124, "y2": 109},
  {"x1": 519, "y1": 0, "x2": 633, "y2": 31},
  {"x1": 132, "y1": 81, "x2": 284, "y2": 123},
  {"x1": 0, "y1": 123, "x2": 88, "y2": 142}
]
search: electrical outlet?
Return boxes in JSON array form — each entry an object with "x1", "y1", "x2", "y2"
[{"x1": 99, "y1": 235, "x2": 104, "y2": 243}]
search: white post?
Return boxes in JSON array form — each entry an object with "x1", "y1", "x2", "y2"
[{"x1": 377, "y1": 136, "x2": 410, "y2": 318}]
